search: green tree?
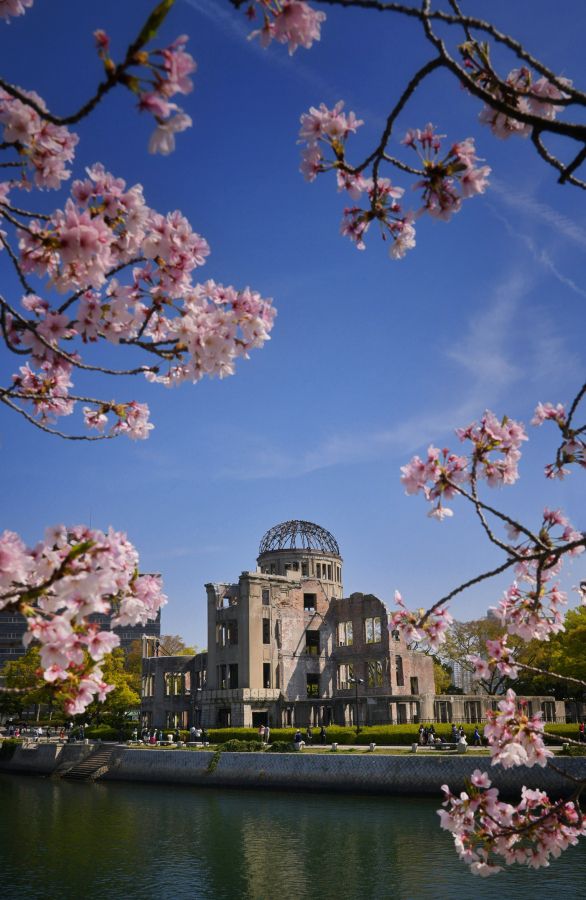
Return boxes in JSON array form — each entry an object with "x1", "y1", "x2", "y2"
[
  {"x1": 433, "y1": 659, "x2": 452, "y2": 694},
  {"x1": 441, "y1": 618, "x2": 527, "y2": 695},
  {"x1": 85, "y1": 649, "x2": 140, "y2": 727},
  {"x1": 515, "y1": 607, "x2": 586, "y2": 707},
  {"x1": 124, "y1": 640, "x2": 143, "y2": 696},
  {"x1": 0, "y1": 645, "x2": 64, "y2": 720},
  {"x1": 158, "y1": 635, "x2": 198, "y2": 656}
]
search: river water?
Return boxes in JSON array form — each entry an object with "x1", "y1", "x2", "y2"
[{"x1": 1, "y1": 774, "x2": 585, "y2": 899}]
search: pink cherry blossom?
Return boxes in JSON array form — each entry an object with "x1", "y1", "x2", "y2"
[
  {"x1": 405, "y1": 126, "x2": 491, "y2": 220},
  {"x1": 468, "y1": 635, "x2": 520, "y2": 682},
  {"x1": 484, "y1": 689, "x2": 553, "y2": 769},
  {"x1": 390, "y1": 590, "x2": 453, "y2": 650},
  {"x1": 249, "y1": 1, "x2": 326, "y2": 55},
  {"x1": 148, "y1": 112, "x2": 192, "y2": 156},
  {"x1": 491, "y1": 581, "x2": 567, "y2": 641},
  {"x1": 456, "y1": 410, "x2": 527, "y2": 486},
  {"x1": 439, "y1": 771, "x2": 586, "y2": 875},
  {"x1": 0, "y1": 524, "x2": 166, "y2": 712},
  {"x1": 532, "y1": 401, "x2": 567, "y2": 427},
  {"x1": 478, "y1": 66, "x2": 571, "y2": 139},
  {"x1": 0, "y1": 0, "x2": 33, "y2": 23},
  {"x1": 400, "y1": 444, "x2": 468, "y2": 518},
  {"x1": 0, "y1": 86, "x2": 78, "y2": 189}
]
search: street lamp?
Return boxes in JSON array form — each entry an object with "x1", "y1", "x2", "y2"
[{"x1": 348, "y1": 676, "x2": 364, "y2": 733}]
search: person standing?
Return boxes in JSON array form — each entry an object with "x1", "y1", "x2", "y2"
[
  {"x1": 264, "y1": 723, "x2": 271, "y2": 745},
  {"x1": 320, "y1": 725, "x2": 327, "y2": 745},
  {"x1": 258, "y1": 724, "x2": 265, "y2": 743},
  {"x1": 579, "y1": 721, "x2": 585, "y2": 743},
  {"x1": 472, "y1": 726, "x2": 481, "y2": 747},
  {"x1": 306, "y1": 725, "x2": 313, "y2": 745}
]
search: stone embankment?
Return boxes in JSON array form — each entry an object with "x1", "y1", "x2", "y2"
[{"x1": 1, "y1": 742, "x2": 585, "y2": 798}]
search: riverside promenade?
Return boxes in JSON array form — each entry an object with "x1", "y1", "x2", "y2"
[{"x1": 1, "y1": 741, "x2": 584, "y2": 799}]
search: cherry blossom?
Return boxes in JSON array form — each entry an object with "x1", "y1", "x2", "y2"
[
  {"x1": 390, "y1": 590, "x2": 453, "y2": 650},
  {"x1": 484, "y1": 689, "x2": 553, "y2": 769},
  {"x1": 491, "y1": 581, "x2": 567, "y2": 642},
  {"x1": 478, "y1": 67, "x2": 571, "y2": 139},
  {"x1": 0, "y1": 86, "x2": 78, "y2": 189},
  {"x1": 4, "y1": 163, "x2": 275, "y2": 438},
  {"x1": 247, "y1": 1, "x2": 326, "y2": 55},
  {"x1": 0, "y1": 0, "x2": 33, "y2": 23},
  {"x1": 532, "y1": 400, "x2": 585, "y2": 479},
  {"x1": 148, "y1": 112, "x2": 192, "y2": 156},
  {"x1": 467, "y1": 635, "x2": 520, "y2": 682},
  {"x1": 404, "y1": 126, "x2": 491, "y2": 220},
  {"x1": 0, "y1": 525, "x2": 166, "y2": 713},
  {"x1": 439, "y1": 770, "x2": 586, "y2": 876},
  {"x1": 298, "y1": 108, "x2": 489, "y2": 257},
  {"x1": 400, "y1": 444, "x2": 468, "y2": 519},
  {"x1": 456, "y1": 410, "x2": 527, "y2": 487}
]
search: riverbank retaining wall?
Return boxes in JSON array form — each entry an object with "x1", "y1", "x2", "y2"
[{"x1": 1, "y1": 743, "x2": 585, "y2": 798}]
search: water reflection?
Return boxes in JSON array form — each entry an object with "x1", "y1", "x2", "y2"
[{"x1": 0, "y1": 775, "x2": 585, "y2": 899}]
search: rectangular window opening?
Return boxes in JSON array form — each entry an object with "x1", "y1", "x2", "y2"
[
  {"x1": 365, "y1": 617, "x2": 382, "y2": 644},
  {"x1": 306, "y1": 673, "x2": 319, "y2": 697},
  {"x1": 337, "y1": 621, "x2": 353, "y2": 646},
  {"x1": 305, "y1": 629, "x2": 320, "y2": 656},
  {"x1": 303, "y1": 593, "x2": 317, "y2": 613},
  {"x1": 395, "y1": 655, "x2": 404, "y2": 687},
  {"x1": 263, "y1": 662, "x2": 271, "y2": 689},
  {"x1": 368, "y1": 660, "x2": 383, "y2": 688}
]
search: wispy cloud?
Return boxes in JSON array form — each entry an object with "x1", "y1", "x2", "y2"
[
  {"x1": 490, "y1": 178, "x2": 586, "y2": 251},
  {"x1": 445, "y1": 276, "x2": 524, "y2": 389},
  {"x1": 488, "y1": 204, "x2": 586, "y2": 300},
  {"x1": 220, "y1": 274, "x2": 532, "y2": 479}
]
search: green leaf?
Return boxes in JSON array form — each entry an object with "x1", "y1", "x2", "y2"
[{"x1": 135, "y1": 0, "x2": 176, "y2": 50}]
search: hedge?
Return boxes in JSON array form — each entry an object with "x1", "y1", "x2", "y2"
[
  {"x1": 220, "y1": 739, "x2": 265, "y2": 752},
  {"x1": 85, "y1": 724, "x2": 137, "y2": 741},
  {"x1": 202, "y1": 725, "x2": 485, "y2": 747},
  {"x1": 543, "y1": 724, "x2": 583, "y2": 744},
  {"x1": 83, "y1": 722, "x2": 580, "y2": 747}
]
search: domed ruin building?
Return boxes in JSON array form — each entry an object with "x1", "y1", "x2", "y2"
[{"x1": 142, "y1": 519, "x2": 439, "y2": 729}]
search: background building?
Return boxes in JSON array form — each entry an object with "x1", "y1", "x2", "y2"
[{"x1": 0, "y1": 608, "x2": 161, "y2": 668}]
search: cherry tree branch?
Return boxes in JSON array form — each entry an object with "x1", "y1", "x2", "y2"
[
  {"x1": 0, "y1": 0, "x2": 178, "y2": 127},
  {"x1": 0, "y1": 394, "x2": 113, "y2": 440}
]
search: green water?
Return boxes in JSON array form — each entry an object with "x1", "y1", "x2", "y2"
[{"x1": 0, "y1": 774, "x2": 585, "y2": 899}]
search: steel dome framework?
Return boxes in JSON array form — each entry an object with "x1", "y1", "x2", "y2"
[{"x1": 258, "y1": 520, "x2": 340, "y2": 556}]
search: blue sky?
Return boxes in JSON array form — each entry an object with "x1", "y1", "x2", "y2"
[{"x1": 1, "y1": 0, "x2": 584, "y2": 648}]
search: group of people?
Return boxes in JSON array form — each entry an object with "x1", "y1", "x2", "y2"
[
  {"x1": 418, "y1": 723, "x2": 483, "y2": 747},
  {"x1": 138, "y1": 726, "x2": 209, "y2": 745},
  {"x1": 5, "y1": 722, "x2": 78, "y2": 742},
  {"x1": 293, "y1": 725, "x2": 328, "y2": 746},
  {"x1": 257, "y1": 724, "x2": 271, "y2": 744},
  {"x1": 189, "y1": 726, "x2": 209, "y2": 744}
]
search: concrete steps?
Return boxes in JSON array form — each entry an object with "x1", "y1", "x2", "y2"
[{"x1": 59, "y1": 745, "x2": 118, "y2": 782}]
